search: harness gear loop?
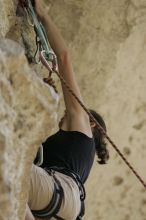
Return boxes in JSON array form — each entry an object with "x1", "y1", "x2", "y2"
[{"x1": 40, "y1": 52, "x2": 146, "y2": 189}]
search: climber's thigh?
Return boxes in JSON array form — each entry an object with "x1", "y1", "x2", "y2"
[
  {"x1": 28, "y1": 166, "x2": 81, "y2": 220},
  {"x1": 28, "y1": 165, "x2": 54, "y2": 211},
  {"x1": 55, "y1": 171, "x2": 81, "y2": 220}
]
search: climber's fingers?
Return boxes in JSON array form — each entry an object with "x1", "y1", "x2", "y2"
[
  {"x1": 34, "y1": 0, "x2": 42, "y2": 18},
  {"x1": 34, "y1": 0, "x2": 50, "y2": 20}
]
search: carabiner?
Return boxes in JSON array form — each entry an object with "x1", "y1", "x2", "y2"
[{"x1": 40, "y1": 50, "x2": 57, "y2": 73}]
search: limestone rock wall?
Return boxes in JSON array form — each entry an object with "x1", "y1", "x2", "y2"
[
  {"x1": 0, "y1": 0, "x2": 146, "y2": 220},
  {"x1": 0, "y1": 39, "x2": 58, "y2": 220},
  {"x1": 0, "y1": 1, "x2": 58, "y2": 220}
]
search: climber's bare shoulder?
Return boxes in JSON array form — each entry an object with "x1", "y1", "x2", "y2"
[{"x1": 60, "y1": 111, "x2": 92, "y2": 138}]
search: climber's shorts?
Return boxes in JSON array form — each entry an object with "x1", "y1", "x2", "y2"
[{"x1": 28, "y1": 165, "x2": 81, "y2": 220}]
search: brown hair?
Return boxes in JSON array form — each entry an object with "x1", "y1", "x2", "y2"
[{"x1": 89, "y1": 109, "x2": 109, "y2": 164}]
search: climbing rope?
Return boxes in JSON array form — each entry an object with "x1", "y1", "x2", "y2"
[
  {"x1": 40, "y1": 51, "x2": 146, "y2": 189},
  {"x1": 22, "y1": 0, "x2": 146, "y2": 188}
]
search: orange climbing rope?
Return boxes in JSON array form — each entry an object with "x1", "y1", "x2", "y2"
[
  {"x1": 40, "y1": 50, "x2": 146, "y2": 189},
  {"x1": 21, "y1": 0, "x2": 146, "y2": 189}
]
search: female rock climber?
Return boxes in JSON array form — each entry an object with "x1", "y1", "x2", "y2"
[{"x1": 24, "y1": 0, "x2": 109, "y2": 220}]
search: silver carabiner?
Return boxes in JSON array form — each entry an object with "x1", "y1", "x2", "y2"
[{"x1": 40, "y1": 50, "x2": 57, "y2": 73}]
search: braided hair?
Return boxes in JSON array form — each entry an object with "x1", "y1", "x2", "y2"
[{"x1": 89, "y1": 109, "x2": 109, "y2": 164}]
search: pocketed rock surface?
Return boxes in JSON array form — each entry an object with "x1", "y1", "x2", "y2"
[{"x1": 0, "y1": 1, "x2": 146, "y2": 220}]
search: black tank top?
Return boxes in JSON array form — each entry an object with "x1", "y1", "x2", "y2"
[{"x1": 40, "y1": 129, "x2": 95, "y2": 183}]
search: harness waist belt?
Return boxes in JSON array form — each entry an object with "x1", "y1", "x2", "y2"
[{"x1": 31, "y1": 167, "x2": 85, "y2": 220}]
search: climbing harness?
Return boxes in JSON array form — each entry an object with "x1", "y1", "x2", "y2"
[
  {"x1": 32, "y1": 167, "x2": 85, "y2": 220},
  {"x1": 32, "y1": 168, "x2": 64, "y2": 220}
]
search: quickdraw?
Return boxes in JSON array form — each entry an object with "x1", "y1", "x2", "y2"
[
  {"x1": 20, "y1": 0, "x2": 58, "y2": 93},
  {"x1": 21, "y1": 0, "x2": 54, "y2": 63},
  {"x1": 22, "y1": 0, "x2": 146, "y2": 189}
]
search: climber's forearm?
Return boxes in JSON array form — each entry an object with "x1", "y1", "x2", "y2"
[
  {"x1": 41, "y1": 14, "x2": 68, "y2": 58},
  {"x1": 35, "y1": 2, "x2": 87, "y2": 117},
  {"x1": 34, "y1": 0, "x2": 67, "y2": 57},
  {"x1": 41, "y1": 14, "x2": 86, "y2": 116}
]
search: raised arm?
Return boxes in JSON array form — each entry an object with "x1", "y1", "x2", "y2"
[{"x1": 35, "y1": 0, "x2": 92, "y2": 136}]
